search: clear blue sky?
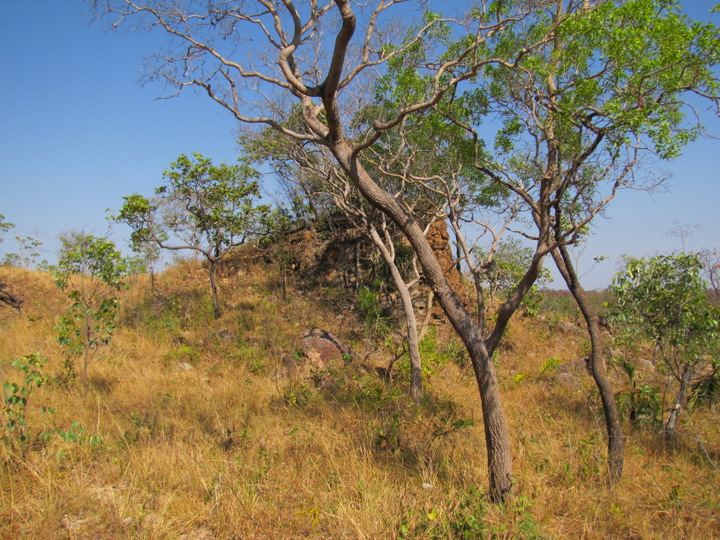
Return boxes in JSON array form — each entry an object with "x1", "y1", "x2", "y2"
[{"x1": 0, "y1": 1, "x2": 718, "y2": 289}]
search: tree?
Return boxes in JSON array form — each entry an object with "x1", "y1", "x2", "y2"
[
  {"x1": 433, "y1": 0, "x2": 720, "y2": 480},
  {"x1": 98, "y1": 0, "x2": 719, "y2": 502},
  {"x1": 54, "y1": 233, "x2": 128, "y2": 384},
  {"x1": 114, "y1": 153, "x2": 268, "y2": 318},
  {"x1": 609, "y1": 254, "x2": 720, "y2": 441}
]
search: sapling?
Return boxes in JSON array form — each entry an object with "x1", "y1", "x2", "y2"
[{"x1": 54, "y1": 233, "x2": 127, "y2": 384}]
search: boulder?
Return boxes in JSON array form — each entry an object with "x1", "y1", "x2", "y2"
[
  {"x1": 300, "y1": 328, "x2": 352, "y2": 368},
  {"x1": 556, "y1": 372, "x2": 582, "y2": 389}
]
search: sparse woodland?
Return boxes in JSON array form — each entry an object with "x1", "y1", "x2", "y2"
[{"x1": 1, "y1": 1, "x2": 720, "y2": 538}]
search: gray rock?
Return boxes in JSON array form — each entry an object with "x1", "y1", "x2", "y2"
[
  {"x1": 176, "y1": 362, "x2": 194, "y2": 372},
  {"x1": 300, "y1": 328, "x2": 352, "y2": 368},
  {"x1": 637, "y1": 359, "x2": 655, "y2": 372},
  {"x1": 556, "y1": 372, "x2": 581, "y2": 389},
  {"x1": 558, "y1": 321, "x2": 580, "y2": 334}
]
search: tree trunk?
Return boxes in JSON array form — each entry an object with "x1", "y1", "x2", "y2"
[
  {"x1": 369, "y1": 226, "x2": 423, "y2": 403},
  {"x1": 149, "y1": 267, "x2": 156, "y2": 296},
  {"x1": 331, "y1": 141, "x2": 513, "y2": 502},
  {"x1": 469, "y1": 344, "x2": 514, "y2": 501},
  {"x1": 551, "y1": 246, "x2": 624, "y2": 483},
  {"x1": 664, "y1": 365, "x2": 693, "y2": 442},
  {"x1": 208, "y1": 260, "x2": 221, "y2": 319}
]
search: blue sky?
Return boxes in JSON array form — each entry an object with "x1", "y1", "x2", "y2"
[{"x1": 0, "y1": 1, "x2": 718, "y2": 289}]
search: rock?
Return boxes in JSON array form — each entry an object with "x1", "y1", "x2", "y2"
[
  {"x1": 180, "y1": 527, "x2": 215, "y2": 540},
  {"x1": 300, "y1": 328, "x2": 352, "y2": 368},
  {"x1": 558, "y1": 321, "x2": 580, "y2": 334},
  {"x1": 559, "y1": 358, "x2": 591, "y2": 375},
  {"x1": 556, "y1": 372, "x2": 581, "y2": 389},
  {"x1": 637, "y1": 359, "x2": 655, "y2": 372},
  {"x1": 62, "y1": 514, "x2": 92, "y2": 535},
  {"x1": 176, "y1": 362, "x2": 194, "y2": 372},
  {"x1": 218, "y1": 328, "x2": 236, "y2": 342}
]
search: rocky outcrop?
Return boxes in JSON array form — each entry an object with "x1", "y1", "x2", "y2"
[{"x1": 426, "y1": 220, "x2": 469, "y2": 317}]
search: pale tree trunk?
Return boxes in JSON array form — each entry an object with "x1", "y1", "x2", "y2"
[
  {"x1": 331, "y1": 141, "x2": 513, "y2": 502},
  {"x1": 418, "y1": 290, "x2": 434, "y2": 341},
  {"x1": 664, "y1": 365, "x2": 693, "y2": 442},
  {"x1": 208, "y1": 260, "x2": 221, "y2": 319},
  {"x1": 551, "y1": 245, "x2": 624, "y2": 483},
  {"x1": 368, "y1": 226, "x2": 422, "y2": 403}
]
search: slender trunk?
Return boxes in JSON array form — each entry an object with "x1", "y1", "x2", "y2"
[
  {"x1": 354, "y1": 242, "x2": 361, "y2": 291},
  {"x1": 331, "y1": 141, "x2": 513, "y2": 502},
  {"x1": 664, "y1": 365, "x2": 693, "y2": 442},
  {"x1": 369, "y1": 227, "x2": 422, "y2": 403},
  {"x1": 455, "y1": 228, "x2": 462, "y2": 274},
  {"x1": 418, "y1": 290, "x2": 434, "y2": 341},
  {"x1": 149, "y1": 267, "x2": 156, "y2": 296},
  {"x1": 551, "y1": 246, "x2": 624, "y2": 483},
  {"x1": 208, "y1": 260, "x2": 221, "y2": 319},
  {"x1": 84, "y1": 316, "x2": 91, "y2": 382},
  {"x1": 282, "y1": 268, "x2": 288, "y2": 302}
]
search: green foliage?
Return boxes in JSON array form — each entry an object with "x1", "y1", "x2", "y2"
[
  {"x1": 539, "y1": 356, "x2": 561, "y2": 377},
  {"x1": 114, "y1": 152, "x2": 269, "y2": 316},
  {"x1": 0, "y1": 214, "x2": 13, "y2": 241},
  {"x1": 282, "y1": 381, "x2": 314, "y2": 408},
  {"x1": 357, "y1": 286, "x2": 390, "y2": 336},
  {"x1": 396, "y1": 327, "x2": 463, "y2": 380},
  {"x1": 611, "y1": 357, "x2": 663, "y2": 428},
  {"x1": 54, "y1": 233, "x2": 127, "y2": 380},
  {"x1": 2, "y1": 353, "x2": 46, "y2": 450},
  {"x1": 609, "y1": 254, "x2": 720, "y2": 368},
  {"x1": 162, "y1": 345, "x2": 201, "y2": 367},
  {"x1": 609, "y1": 253, "x2": 720, "y2": 416},
  {"x1": 114, "y1": 152, "x2": 267, "y2": 258}
]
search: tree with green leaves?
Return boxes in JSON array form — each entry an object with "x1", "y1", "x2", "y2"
[
  {"x1": 114, "y1": 153, "x2": 268, "y2": 318},
  {"x1": 609, "y1": 254, "x2": 720, "y2": 441},
  {"x1": 436, "y1": 0, "x2": 720, "y2": 479},
  {"x1": 98, "y1": 0, "x2": 719, "y2": 501},
  {"x1": 54, "y1": 233, "x2": 128, "y2": 384}
]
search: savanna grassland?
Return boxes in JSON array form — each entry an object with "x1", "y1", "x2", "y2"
[{"x1": 0, "y1": 260, "x2": 718, "y2": 539}]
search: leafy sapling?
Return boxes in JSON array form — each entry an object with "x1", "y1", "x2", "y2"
[
  {"x1": 54, "y1": 233, "x2": 127, "y2": 384},
  {"x1": 2, "y1": 353, "x2": 47, "y2": 452},
  {"x1": 609, "y1": 254, "x2": 720, "y2": 441}
]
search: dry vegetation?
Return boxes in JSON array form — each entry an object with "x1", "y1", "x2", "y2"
[{"x1": 1, "y1": 262, "x2": 718, "y2": 539}]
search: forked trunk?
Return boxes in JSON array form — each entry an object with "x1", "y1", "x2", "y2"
[
  {"x1": 331, "y1": 141, "x2": 513, "y2": 502},
  {"x1": 551, "y1": 246, "x2": 624, "y2": 483}
]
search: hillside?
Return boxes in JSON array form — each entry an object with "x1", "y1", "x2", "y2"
[{"x1": 0, "y1": 261, "x2": 718, "y2": 539}]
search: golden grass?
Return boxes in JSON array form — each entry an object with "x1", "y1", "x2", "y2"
[{"x1": 0, "y1": 263, "x2": 718, "y2": 538}]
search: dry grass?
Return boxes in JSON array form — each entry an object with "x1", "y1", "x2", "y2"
[{"x1": 0, "y1": 263, "x2": 718, "y2": 539}]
